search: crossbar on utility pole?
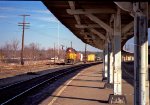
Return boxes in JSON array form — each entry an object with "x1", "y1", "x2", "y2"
[{"x1": 18, "y1": 15, "x2": 30, "y2": 65}]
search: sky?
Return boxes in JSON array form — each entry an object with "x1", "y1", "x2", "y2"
[
  {"x1": 124, "y1": 28, "x2": 150, "y2": 53},
  {"x1": 0, "y1": 1, "x2": 101, "y2": 52}
]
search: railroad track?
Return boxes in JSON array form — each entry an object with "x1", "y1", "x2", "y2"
[
  {"x1": 122, "y1": 61, "x2": 150, "y2": 87},
  {"x1": 122, "y1": 62, "x2": 134, "y2": 87},
  {"x1": 0, "y1": 62, "x2": 100, "y2": 105},
  {"x1": 122, "y1": 62, "x2": 134, "y2": 79}
]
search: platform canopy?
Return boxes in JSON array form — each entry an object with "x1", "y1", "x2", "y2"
[{"x1": 42, "y1": 1, "x2": 150, "y2": 50}]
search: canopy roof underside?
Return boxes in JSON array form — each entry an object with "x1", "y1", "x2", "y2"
[{"x1": 43, "y1": 1, "x2": 150, "y2": 50}]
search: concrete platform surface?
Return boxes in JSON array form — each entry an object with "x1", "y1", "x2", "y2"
[{"x1": 40, "y1": 64, "x2": 133, "y2": 105}]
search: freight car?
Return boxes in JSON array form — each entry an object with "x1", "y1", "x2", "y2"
[
  {"x1": 78, "y1": 53, "x2": 83, "y2": 62},
  {"x1": 65, "y1": 47, "x2": 83, "y2": 64},
  {"x1": 87, "y1": 54, "x2": 96, "y2": 62}
]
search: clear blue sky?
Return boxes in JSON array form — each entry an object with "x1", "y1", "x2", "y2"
[
  {"x1": 0, "y1": 1, "x2": 101, "y2": 52},
  {"x1": 124, "y1": 28, "x2": 150, "y2": 53}
]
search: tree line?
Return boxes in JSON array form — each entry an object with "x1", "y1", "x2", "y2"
[
  {"x1": 0, "y1": 39, "x2": 102, "y2": 64},
  {"x1": 0, "y1": 39, "x2": 65, "y2": 62}
]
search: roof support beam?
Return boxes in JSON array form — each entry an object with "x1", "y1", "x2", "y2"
[
  {"x1": 90, "y1": 28, "x2": 105, "y2": 40},
  {"x1": 80, "y1": 31, "x2": 102, "y2": 42},
  {"x1": 80, "y1": 31, "x2": 90, "y2": 35},
  {"x1": 114, "y1": 2, "x2": 134, "y2": 17},
  {"x1": 66, "y1": 9, "x2": 116, "y2": 15},
  {"x1": 93, "y1": 38, "x2": 105, "y2": 49},
  {"x1": 85, "y1": 14, "x2": 113, "y2": 33},
  {"x1": 76, "y1": 24, "x2": 106, "y2": 40},
  {"x1": 75, "y1": 24, "x2": 100, "y2": 28},
  {"x1": 67, "y1": 2, "x2": 111, "y2": 47},
  {"x1": 80, "y1": 31, "x2": 93, "y2": 39},
  {"x1": 67, "y1": 8, "x2": 114, "y2": 43},
  {"x1": 76, "y1": 22, "x2": 133, "y2": 36},
  {"x1": 122, "y1": 21, "x2": 134, "y2": 34},
  {"x1": 106, "y1": 32, "x2": 111, "y2": 43},
  {"x1": 68, "y1": 1, "x2": 95, "y2": 46},
  {"x1": 68, "y1": 1, "x2": 81, "y2": 25},
  {"x1": 114, "y1": 2, "x2": 132, "y2": 12},
  {"x1": 110, "y1": 14, "x2": 115, "y2": 23}
]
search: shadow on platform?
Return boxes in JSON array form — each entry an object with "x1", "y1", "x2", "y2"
[
  {"x1": 51, "y1": 95, "x2": 108, "y2": 104},
  {"x1": 78, "y1": 74, "x2": 102, "y2": 78},
  {"x1": 71, "y1": 78, "x2": 103, "y2": 82},
  {"x1": 63, "y1": 84, "x2": 104, "y2": 89}
]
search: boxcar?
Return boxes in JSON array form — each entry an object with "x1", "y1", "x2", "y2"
[{"x1": 87, "y1": 54, "x2": 96, "y2": 62}]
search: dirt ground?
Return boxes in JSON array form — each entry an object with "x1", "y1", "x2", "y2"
[{"x1": 0, "y1": 60, "x2": 64, "y2": 79}]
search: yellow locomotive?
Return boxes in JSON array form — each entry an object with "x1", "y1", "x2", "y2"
[{"x1": 65, "y1": 47, "x2": 83, "y2": 64}]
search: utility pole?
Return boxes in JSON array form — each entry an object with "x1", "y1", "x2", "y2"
[
  {"x1": 54, "y1": 43, "x2": 56, "y2": 64},
  {"x1": 18, "y1": 14, "x2": 30, "y2": 65},
  {"x1": 57, "y1": 21, "x2": 60, "y2": 60},
  {"x1": 61, "y1": 44, "x2": 64, "y2": 59},
  {"x1": 61, "y1": 45, "x2": 64, "y2": 50},
  {"x1": 84, "y1": 43, "x2": 87, "y2": 63},
  {"x1": 71, "y1": 41, "x2": 72, "y2": 48}
]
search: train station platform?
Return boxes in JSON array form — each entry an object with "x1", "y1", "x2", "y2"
[{"x1": 40, "y1": 64, "x2": 134, "y2": 105}]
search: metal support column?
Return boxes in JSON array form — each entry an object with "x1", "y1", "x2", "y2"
[
  {"x1": 103, "y1": 49, "x2": 105, "y2": 75},
  {"x1": 133, "y1": 2, "x2": 149, "y2": 105},
  {"x1": 102, "y1": 44, "x2": 108, "y2": 82},
  {"x1": 108, "y1": 7, "x2": 126, "y2": 104},
  {"x1": 105, "y1": 41, "x2": 114, "y2": 89}
]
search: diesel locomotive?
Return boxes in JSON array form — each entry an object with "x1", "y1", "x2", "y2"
[{"x1": 65, "y1": 47, "x2": 83, "y2": 64}]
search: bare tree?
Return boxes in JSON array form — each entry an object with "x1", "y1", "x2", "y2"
[
  {"x1": 47, "y1": 48, "x2": 54, "y2": 59},
  {"x1": 29, "y1": 42, "x2": 40, "y2": 60},
  {"x1": 0, "y1": 47, "x2": 4, "y2": 60},
  {"x1": 1, "y1": 39, "x2": 63, "y2": 62},
  {"x1": 24, "y1": 45, "x2": 30, "y2": 59},
  {"x1": 11, "y1": 39, "x2": 19, "y2": 58},
  {"x1": 3, "y1": 41, "x2": 12, "y2": 58}
]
